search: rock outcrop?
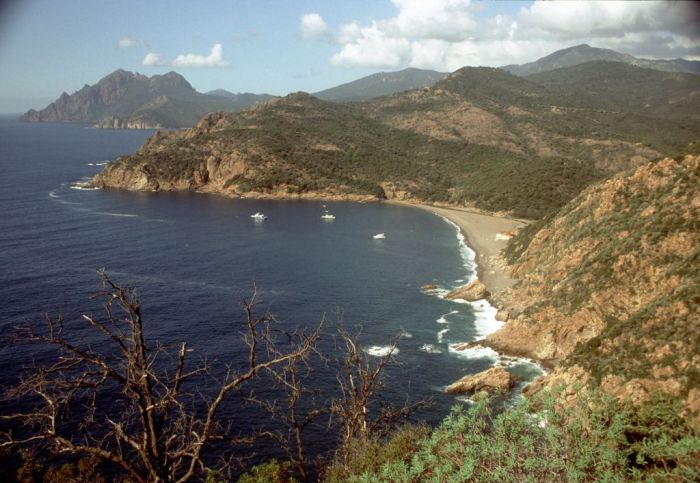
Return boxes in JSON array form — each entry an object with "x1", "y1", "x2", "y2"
[
  {"x1": 446, "y1": 368, "x2": 517, "y2": 395},
  {"x1": 445, "y1": 280, "x2": 490, "y2": 301}
]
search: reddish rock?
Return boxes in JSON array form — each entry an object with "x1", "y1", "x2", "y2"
[
  {"x1": 445, "y1": 280, "x2": 490, "y2": 301},
  {"x1": 446, "y1": 367, "x2": 517, "y2": 395}
]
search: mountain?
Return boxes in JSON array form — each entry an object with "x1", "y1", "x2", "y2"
[
  {"x1": 503, "y1": 44, "x2": 700, "y2": 76},
  {"x1": 20, "y1": 70, "x2": 273, "y2": 129},
  {"x1": 89, "y1": 60, "x2": 700, "y2": 219},
  {"x1": 486, "y1": 149, "x2": 700, "y2": 425},
  {"x1": 206, "y1": 89, "x2": 274, "y2": 104},
  {"x1": 314, "y1": 67, "x2": 445, "y2": 102},
  {"x1": 525, "y1": 61, "x2": 700, "y2": 121}
]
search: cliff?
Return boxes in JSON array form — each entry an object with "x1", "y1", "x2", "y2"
[
  {"x1": 20, "y1": 69, "x2": 272, "y2": 129},
  {"x1": 488, "y1": 153, "x2": 699, "y2": 424}
]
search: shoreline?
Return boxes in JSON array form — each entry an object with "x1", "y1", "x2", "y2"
[{"x1": 387, "y1": 200, "x2": 528, "y2": 295}]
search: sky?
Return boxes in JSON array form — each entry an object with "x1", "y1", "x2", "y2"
[{"x1": 1, "y1": 0, "x2": 699, "y2": 113}]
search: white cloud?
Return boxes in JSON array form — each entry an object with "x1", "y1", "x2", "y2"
[
  {"x1": 331, "y1": 23, "x2": 410, "y2": 67},
  {"x1": 172, "y1": 43, "x2": 229, "y2": 68},
  {"x1": 518, "y1": 1, "x2": 699, "y2": 40},
  {"x1": 142, "y1": 44, "x2": 230, "y2": 68},
  {"x1": 118, "y1": 37, "x2": 141, "y2": 48},
  {"x1": 316, "y1": 0, "x2": 700, "y2": 70},
  {"x1": 142, "y1": 52, "x2": 166, "y2": 66},
  {"x1": 300, "y1": 13, "x2": 330, "y2": 40}
]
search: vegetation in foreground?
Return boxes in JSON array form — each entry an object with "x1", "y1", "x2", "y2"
[{"x1": 320, "y1": 390, "x2": 699, "y2": 483}]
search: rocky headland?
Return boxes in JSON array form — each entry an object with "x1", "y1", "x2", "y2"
[
  {"x1": 21, "y1": 69, "x2": 273, "y2": 129},
  {"x1": 483, "y1": 154, "x2": 700, "y2": 426}
]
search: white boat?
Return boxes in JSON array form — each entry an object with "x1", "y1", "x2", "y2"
[
  {"x1": 250, "y1": 212, "x2": 267, "y2": 220},
  {"x1": 373, "y1": 233, "x2": 385, "y2": 239},
  {"x1": 321, "y1": 206, "x2": 335, "y2": 220}
]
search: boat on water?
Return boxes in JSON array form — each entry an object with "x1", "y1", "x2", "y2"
[
  {"x1": 321, "y1": 206, "x2": 336, "y2": 220},
  {"x1": 373, "y1": 233, "x2": 385, "y2": 239},
  {"x1": 250, "y1": 212, "x2": 267, "y2": 220}
]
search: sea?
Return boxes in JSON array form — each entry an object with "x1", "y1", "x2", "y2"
[{"x1": 0, "y1": 115, "x2": 543, "y2": 469}]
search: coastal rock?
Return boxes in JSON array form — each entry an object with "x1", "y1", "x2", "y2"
[
  {"x1": 495, "y1": 309, "x2": 509, "y2": 321},
  {"x1": 445, "y1": 280, "x2": 490, "y2": 301},
  {"x1": 446, "y1": 367, "x2": 517, "y2": 395}
]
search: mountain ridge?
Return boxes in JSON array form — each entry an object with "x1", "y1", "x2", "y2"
[
  {"x1": 89, "y1": 60, "x2": 700, "y2": 219},
  {"x1": 20, "y1": 70, "x2": 273, "y2": 129},
  {"x1": 314, "y1": 67, "x2": 446, "y2": 102},
  {"x1": 502, "y1": 43, "x2": 700, "y2": 76}
]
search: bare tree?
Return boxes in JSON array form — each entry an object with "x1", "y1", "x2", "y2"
[
  {"x1": 250, "y1": 335, "x2": 329, "y2": 482},
  {"x1": 248, "y1": 325, "x2": 426, "y2": 482},
  {"x1": 329, "y1": 328, "x2": 427, "y2": 470},
  {"x1": 1, "y1": 271, "x2": 319, "y2": 482}
]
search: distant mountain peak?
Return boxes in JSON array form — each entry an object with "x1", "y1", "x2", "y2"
[
  {"x1": 503, "y1": 44, "x2": 700, "y2": 76},
  {"x1": 19, "y1": 69, "x2": 272, "y2": 128},
  {"x1": 314, "y1": 67, "x2": 446, "y2": 102}
]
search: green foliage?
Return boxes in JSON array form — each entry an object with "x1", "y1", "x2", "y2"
[
  {"x1": 236, "y1": 459, "x2": 296, "y2": 483},
  {"x1": 336, "y1": 391, "x2": 700, "y2": 482},
  {"x1": 324, "y1": 425, "x2": 431, "y2": 482},
  {"x1": 1, "y1": 451, "x2": 105, "y2": 483}
]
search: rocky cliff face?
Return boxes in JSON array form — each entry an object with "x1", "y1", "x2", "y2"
[
  {"x1": 489, "y1": 154, "x2": 699, "y2": 424},
  {"x1": 21, "y1": 70, "x2": 152, "y2": 123}
]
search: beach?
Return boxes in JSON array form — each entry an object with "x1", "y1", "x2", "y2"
[{"x1": 390, "y1": 201, "x2": 528, "y2": 294}]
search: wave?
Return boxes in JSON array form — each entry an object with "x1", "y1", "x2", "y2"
[
  {"x1": 467, "y1": 299, "x2": 504, "y2": 340},
  {"x1": 418, "y1": 344, "x2": 442, "y2": 354},
  {"x1": 96, "y1": 212, "x2": 138, "y2": 218},
  {"x1": 399, "y1": 330, "x2": 413, "y2": 339},
  {"x1": 48, "y1": 190, "x2": 82, "y2": 205},
  {"x1": 70, "y1": 184, "x2": 101, "y2": 191},
  {"x1": 436, "y1": 309, "x2": 459, "y2": 324},
  {"x1": 437, "y1": 328, "x2": 449, "y2": 343},
  {"x1": 363, "y1": 345, "x2": 399, "y2": 357},
  {"x1": 448, "y1": 343, "x2": 499, "y2": 361},
  {"x1": 436, "y1": 215, "x2": 477, "y2": 283}
]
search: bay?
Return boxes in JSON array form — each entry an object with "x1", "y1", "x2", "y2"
[{"x1": 0, "y1": 115, "x2": 541, "y2": 467}]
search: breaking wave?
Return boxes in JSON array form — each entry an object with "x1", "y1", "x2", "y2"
[{"x1": 363, "y1": 345, "x2": 399, "y2": 357}]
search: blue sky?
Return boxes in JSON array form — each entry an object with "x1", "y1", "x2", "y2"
[{"x1": 1, "y1": 0, "x2": 698, "y2": 113}]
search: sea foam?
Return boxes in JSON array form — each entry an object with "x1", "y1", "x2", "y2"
[
  {"x1": 468, "y1": 299, "x2": 504, "y2": 340},
  {"x1": 418, "y1": 344, "x2": 442, "y2": 354},
  {"x1": 437, "y1": 215, "x2": 477, "y2": 283},
  {"x1": 448, "y1": 343, "x2": 499, "y2": 361},
  {"x1": 363, "y1": 345, "x2": 399, "y2": 357},
  {"x1": 436, "y1": 309, "x2": 459, "y2": 324}
]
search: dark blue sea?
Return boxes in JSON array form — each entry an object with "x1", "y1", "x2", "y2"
[{"x1": 0, "y1": 115, "x2": 542, "y2": 469}]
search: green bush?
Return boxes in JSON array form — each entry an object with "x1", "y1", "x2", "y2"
[{"x1": 336, "y1": 390, "x2": 700, "y2": 482}]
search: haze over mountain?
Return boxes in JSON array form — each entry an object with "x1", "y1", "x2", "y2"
[
  {"x1": 502, "y1": 44, "x2": 700, "y2": 77},
  {"x1": 20, "y1": 70, "x2": 274, "y2": 129},
  {"x1": 313, "y1": 68, "x2": 446, "y2": 102}
]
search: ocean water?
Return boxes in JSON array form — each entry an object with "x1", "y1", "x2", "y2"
[{"x1": 0, "y1": 116, "x2": 542, "y2": 465}]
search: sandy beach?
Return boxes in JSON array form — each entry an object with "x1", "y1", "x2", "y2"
[{"x1": 389, "y1": 201, "x2": 528, "y2": 294}]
